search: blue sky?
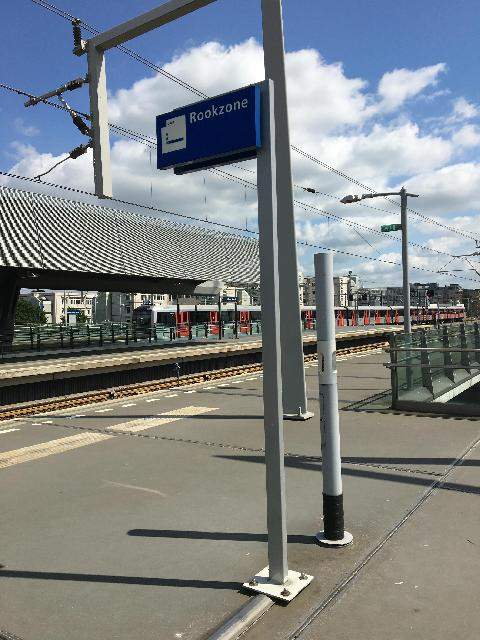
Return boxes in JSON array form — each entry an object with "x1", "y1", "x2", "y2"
[
  {"x1": 1, "y1": 0, "x2": 480, "y2": 285},
  {"x1": 2, "y1": 0, "x2": 479, "y2": 154}
]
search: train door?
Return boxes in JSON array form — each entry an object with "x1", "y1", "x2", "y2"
[
  {"x1": 239, "y1": 310, "x2": 250, "y2": 333},
  {"x1": 175, "y1": 310, "x2": 190, "y2": 337},
  {"x1": 210, "y1": 310, "x2": 219, "y2": 335},
  {"x1": 304, "y1": 309, "x2": 314, "y2": 330}
]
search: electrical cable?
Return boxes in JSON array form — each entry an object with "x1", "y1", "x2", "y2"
[
  {"x1": 30, "y1": 0, "x2": 207, "y2": 98},
  {"x1": 32, "y1": 141, "x2": 92, "y2": 180},
  {"x1": 211, "y1": 167, "x2": 457, "y2": 258},
  {"x1": 5, "y1": 80, "x2": 441, "y2": 258},
  {"x1": 32, "y1": 155, "x2": 69, "y2": 180},
  {"x1": 2, "y1": 170, "x2": 480, "y2": 285},
  {"x1": 0, "y1": 80, "x2": 472, "y2": 264},
  {"x1": 291, "y1": 145, "x2": 480, "y2": 242},
  {"x1": 29, "y1": 0, "x2": 480, "y2": 242},
  {"x1": 0, "y1": 82, "x2": 156, "y2": 147}
]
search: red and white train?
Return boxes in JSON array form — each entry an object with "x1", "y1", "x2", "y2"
[{"x1": 133, "y1": 303, "x2": 465, "y2": 335}]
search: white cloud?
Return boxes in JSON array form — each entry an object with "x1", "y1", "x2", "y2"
[
  {"x1": 377, "y1": 63, "x2": 446, "y2": 112},
  {"x1": 452, "y1": 97, "x2": 479, "y2": 121},
  {"x1": 320, "y1": 121, "x2": 452, "y2": 182},
  {"x1": 4, "y1": 40, "x2": 478, "y2": 286},
  {"x1": 13, "y1": 117, "x2": 39, "y2": 137},
  {"x1": 405, "y1": 162, "x2": 480, "y2": 215},
  {"x1": 452, "y1": 124, "x2": 480, "y2": 148}
]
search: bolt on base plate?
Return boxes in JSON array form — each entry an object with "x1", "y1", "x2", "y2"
[
  {"x1": 243, "y1": 566, "x2": 313, "y2": 602},
  {"x1": 316, "y1": 530, "x2": 353, "y2": 547},
  {"x1": 283, "y1": 410, "x2": 314, "y2": 421}
]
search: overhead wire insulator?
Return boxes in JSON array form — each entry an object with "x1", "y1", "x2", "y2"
[
  {"x1": 57, "y1": 94, "x2": 92, "y2": 137},
  {"x1": 24, "y1": 76, "x2": 88, "y2": 108},
  {"x1": 69, "y1": 141, "x2": 93, "y2": 159},
  {"x1": 72, "y1": 19, "x2": 87, "y2": 56}
]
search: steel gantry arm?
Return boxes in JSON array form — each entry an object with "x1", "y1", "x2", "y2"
[{"x1": 84, "y1": 0, "x2": 217, "y2": 198}]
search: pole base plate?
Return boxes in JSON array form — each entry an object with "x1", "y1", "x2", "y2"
[
  {"x1": 316, "y1": 530, "x2": 353, "y2": 547},
  {"x1": 243, "y1": 566, "x2": 313, "y2": 601},
  {"x1": 283, "y1": 410, "x2": 314, "y2": 421}
]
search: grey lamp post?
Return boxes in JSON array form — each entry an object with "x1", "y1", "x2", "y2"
[{"x1": 340, "y1": 187, "x2": 419, "y2": 333}]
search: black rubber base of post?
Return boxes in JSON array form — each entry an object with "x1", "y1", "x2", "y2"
[{"x1": 323, "y1": 493, "x2": 345, "y2": 541}]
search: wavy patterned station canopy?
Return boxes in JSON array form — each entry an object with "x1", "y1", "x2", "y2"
[{"x1": 0, "y1": 186, "x2": 260, "y2": 285}]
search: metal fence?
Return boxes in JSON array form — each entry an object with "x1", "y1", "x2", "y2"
[
  {"x1": 387, "y1": 322, "x2": 480, "y2": 411},
  {"x1": 0, "y1": 320, "x2": 265, "y2": 357}
]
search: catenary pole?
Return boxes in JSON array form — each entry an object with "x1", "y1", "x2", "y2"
[
  {"x1": 314, "y1": 252, "x2": 352, "y2": 546},
  {"x1": 261, "y1": 0, "x2": 312, "y2": 421},
  {"x1": 85, "y1": 0, "x2": 313, "y2": 599},
  {"x1": 256, "y1": 79, "x2": 288, "y2": 584},
  {"x1": 400, "y1": 187, "x2": 411, "y2": 334}
]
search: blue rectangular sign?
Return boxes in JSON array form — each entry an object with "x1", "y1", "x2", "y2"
[{"x1": 156, "y1": 84, "x2": 261, "y2": 173}]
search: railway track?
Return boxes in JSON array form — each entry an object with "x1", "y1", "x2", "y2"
[{"x1": 0, "y1": 341, "x2": 387, "y2": 422}]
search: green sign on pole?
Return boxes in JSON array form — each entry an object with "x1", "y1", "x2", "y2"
[{"x1": 380, "y1": 223, "x2": 402, "y2": 232}]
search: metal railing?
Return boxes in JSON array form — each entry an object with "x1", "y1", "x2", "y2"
[
  {"x1": 387, "y1": 322, "x2": 480, "y2": 407},
  {"x1": 0, "y1": 320, "x2": 265, "y2": 358}
]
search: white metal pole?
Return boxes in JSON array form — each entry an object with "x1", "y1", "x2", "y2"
[
  {"x1": 314, "y1": 252, "x2": 352, "y2": 546},
  {"x1": 400, "y1": 187, "x2": 411, "y2": 334},
  {"x1": 87, "y1": 44, "x2": 112, "y2": 198},
  {"x1": 245, "y1": 80, "x2": 312, "y2": 601},
  {"x1": 256, "y1": 79, "x2": 288, "y2": 585},
  {"x1": 261, "y1": 0, "x2": 312, "y2": 421},
  {"x1": 400, "y1": 187, "x2": 414, "y2": 390}
]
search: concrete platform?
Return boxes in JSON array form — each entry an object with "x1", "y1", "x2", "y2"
[
  {"x1": 296, "y1": 454, "x2": 480, "y2": 640},
  {"x1": 0, "y1": 351, "x2": 478, "y2": 639},
  {"x1": 0, "y1": 325, "x2": 399, "y2": 390}
]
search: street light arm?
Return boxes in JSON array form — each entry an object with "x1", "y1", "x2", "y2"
[
  {"x1": 341, "y1": 191, "x2": 403, "y2": 203},
  {"x1": 360, "y1": 192, "x2": 401, "y2": 199}
]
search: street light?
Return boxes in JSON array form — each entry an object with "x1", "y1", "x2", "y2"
[{"x1": 340, "y1": 187, "x2": 419, "y2": 333}]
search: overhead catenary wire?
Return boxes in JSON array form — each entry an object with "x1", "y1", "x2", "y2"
[
  {"x1": 290, "y1": 145, "x2": 480, "y2": 242},
  {"x1": 7, "y1": 4, "x2": 479, "y2": 283},
  {"x1": 1, "y1": 81, "x2": 454, "y2": 261},
  {"x1": 2, "y1": 170, "x2": 480, "y2": 286},
  {"x1": 30, "y1": 0, "x2": 207, "y2": 98},
  {"x1": 29, "y1": 0, "x2": 480, "y2": 243},
  {"x1": 0, "y1": 82, "x2": 156, "y2": 147},
  {"x1": 210, "y1": 167, "x2": 457, "y2": 258},
  {"x1": 0, "y1": 79, "x2": 473, "y2": 268}
]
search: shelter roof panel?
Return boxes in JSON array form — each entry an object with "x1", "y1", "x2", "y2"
[{"x1": 0, "y1": 187, "x2": 260, "y2": 285}]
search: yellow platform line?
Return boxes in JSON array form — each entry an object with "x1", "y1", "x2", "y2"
[
  {"x1": 0, "y1": 406, "x2": 216, "y2": 470},
  {"x1": 106, "y1": 406, "x2": 216, "y2": 434}
]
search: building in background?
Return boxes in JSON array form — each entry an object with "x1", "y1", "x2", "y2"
[
  {"x1": 297, "y1": 271, "x2": 304, "y2": 306},
  {"x1": 26, "y1": 290, "x2": 96, "y2": 324},
  {"x1": 333, "y1": 272, "x2": 361, "y2": 307},
  {"x1": 301, "y1": 272, "x2": 361, "y2": 307},
  {"x1": 177, "y1": 286, "x2": 252, "y2": 306},
  {"x1": 94, "y1": 292, "x2": 172, "y2": 323},
  {"x1": 19, "y1": 291, "x2": 53, "y2": 323},
  {"x1": 245, "y1": 283, "x2": 261, "y2": 306},
  {"x1": 462, "y1": 289, "x2": 480, "y2": 317},
  {"x1": 303, "y1": 276, "x2": 316, "y2": 306},
  {"x1": 408, "y1": 283, "x2": 463, "y2": 306},
  {"x1": 356, "y1": 287, "x2": 386, "y2": 305},
  {"x1": 436, "y1": 283, "x2": 463, "y2": 305}
]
